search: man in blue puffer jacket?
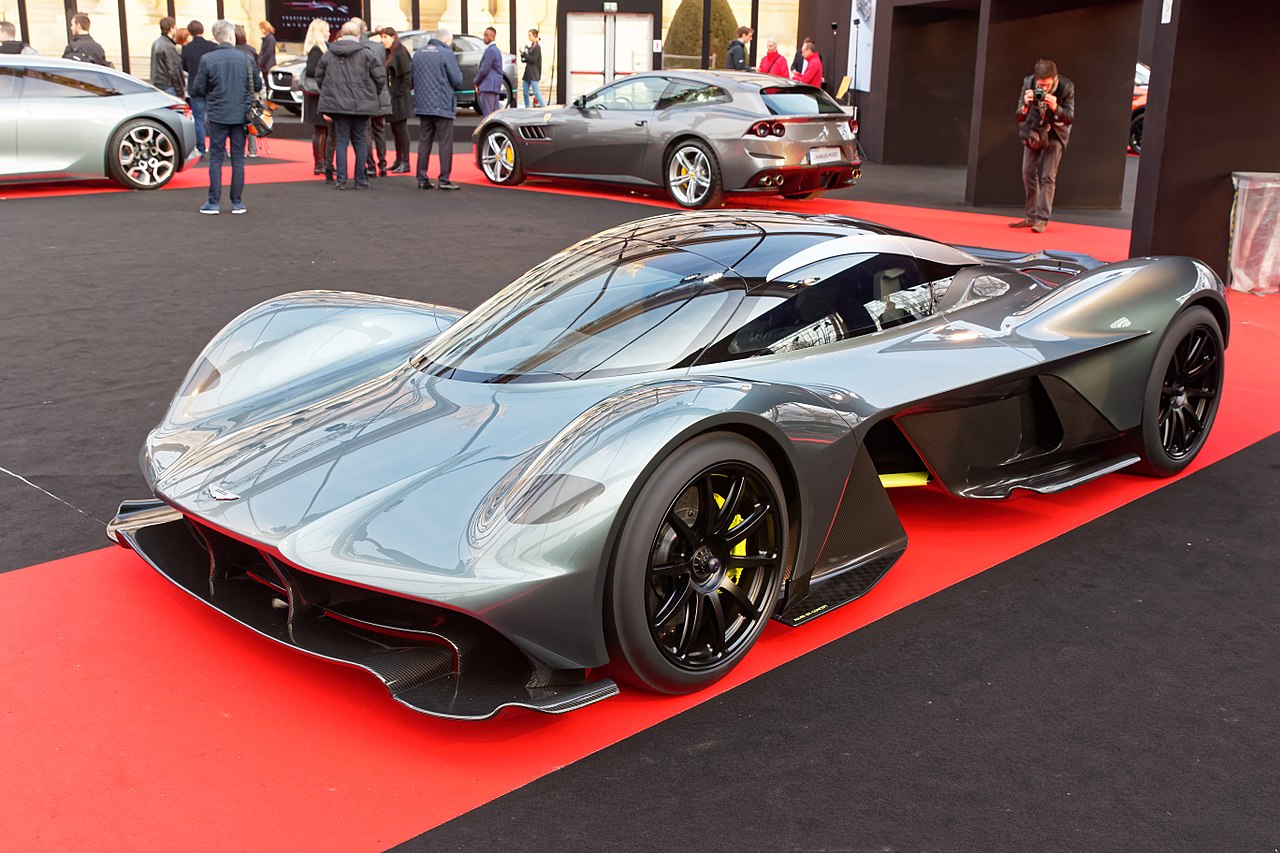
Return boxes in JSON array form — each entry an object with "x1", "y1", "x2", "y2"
[
  {"x1": 190, "y1": 19, "x2": 262, "y2": 215},
  {"x1": 412, "y1": 29, "x2": 463, "y2": 191}
]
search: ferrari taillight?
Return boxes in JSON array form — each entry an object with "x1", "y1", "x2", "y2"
[
  {"x1": 748, "y1": 120, "x2": 786, "y2": 138},
  {"x1": 167, "y1": 103, "x2": 192, "y2": 118}
]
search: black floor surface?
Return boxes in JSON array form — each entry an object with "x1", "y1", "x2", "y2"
[{"x1": 402, "y1": 434, "x2": 1280, "y2": 853}]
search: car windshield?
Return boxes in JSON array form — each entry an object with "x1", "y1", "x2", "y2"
[
  {"x1": 414, "y1": 237, "x2": 744, "y2": 383},
  {"x1": 760, "y1": 85, "x2": 844, "y2": 115}
]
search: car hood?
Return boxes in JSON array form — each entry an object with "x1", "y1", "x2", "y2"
[{"x1": 146, "y1": 365, "x2": 636, "y2": 557}]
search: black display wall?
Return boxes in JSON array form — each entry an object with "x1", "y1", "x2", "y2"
[
  {"x1": 1130, "y1": 0, "x2": 1280, "y2": 276},
  {"x1": 879, "y1": 2, "x2": 978, "y2": 166},
  {"x1": 964, "y1": 0, "x2": 1141, "y2": 209}
]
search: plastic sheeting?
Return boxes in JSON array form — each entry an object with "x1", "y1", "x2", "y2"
[{"x1": 1230, "y1": 172, "x2": 1280, "y2": 295}]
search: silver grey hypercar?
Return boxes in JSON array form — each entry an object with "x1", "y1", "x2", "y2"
[
  {"x1": 473, "y1": 70, "x2": 862, "y2": 208},
  {"x1": 0, "y1": 55, "x2": 198, "y2": 189},
  {"x1": 109, "y1": 210, "x2": 1227, "y2": 719}
]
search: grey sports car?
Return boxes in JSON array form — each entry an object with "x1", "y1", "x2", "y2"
[
  {"x1": 473, "y1": 70, "x2": 862, "y2": 207},
  {"x1": 0, "y1": 55, "x2": 198, "y2": 189},
  {"x1": 109, "y1": 210, "x2": 1227, "y2": 719}
]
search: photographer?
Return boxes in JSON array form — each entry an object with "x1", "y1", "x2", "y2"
[{"x1": 1010, "y1": 58, "x2": 1074, "y2": 233}]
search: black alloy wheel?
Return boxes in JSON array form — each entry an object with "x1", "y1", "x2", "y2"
[
  {"x1": 1135, "y1": 306, "x2": 1223, "y2": 476},
  {"x1": 608, "y1": 433, "x2": 786, "y2": 693}
]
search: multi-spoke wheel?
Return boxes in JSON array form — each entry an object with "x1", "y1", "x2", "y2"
[
  {"x1": 608, "y1": 432, "x2": 786, "y2": 693},
  {"x1": 479, "y1": 127, "x2": 525, "y2": 185},
  {"x1": 664, "y1": 140, "x2": 724, "y2": 209},
  {"x1": 107, "y1": 119, "x2": 179, "y2": 190},
  {"x1": 1135, "y1": 306, "x2": 1223, "y2": 476}
]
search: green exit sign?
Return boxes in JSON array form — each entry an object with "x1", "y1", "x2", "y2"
[{"x1": 603, "y1": 1, "x2": 618, "y2": 10}]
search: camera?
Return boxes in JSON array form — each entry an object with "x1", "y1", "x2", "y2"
[{"x1": 1034, "y1": 87, "x2": 1046, "y2": 103}]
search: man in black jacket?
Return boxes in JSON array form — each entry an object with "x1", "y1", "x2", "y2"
[
  {"x1": 725, "y1": 27, "x2": 752, "y2": 70},
  {"x1": 62, "y1": 14, "x2": 108, "y2": 65},
  {"x1": 182, "y1": 21, "x2": 217, "y2": 156},
  {"x1": 150, "y1": 17, "x2": 184, "y2": 97},
  {"x1": 316, "y1": 20, "x2": 386, "y2": 189},
  {"x1": 190, "y1": 20, "x2": 261, "y2": 215},
  {"x1": 1010, "y1": 58, "x2": 1075, "y2": 233}
]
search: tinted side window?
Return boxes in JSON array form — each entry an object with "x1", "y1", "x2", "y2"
[
  {"x1": 0, "y1": 67, "x2": 20, "y2": 99},
  {"x1": 584, "y1": 77, "x2": 669, "y2": 110},
  {"x1": 698, "y1": 254, "x2": 963, "y2": 362},
  {"x1": 22, "y1": 67, "x2": 121, "y2": 97},
  {"x1": 659, "y1": 80, "x2": 729, "y2": 109}
]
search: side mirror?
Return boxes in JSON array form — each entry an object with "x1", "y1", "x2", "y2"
[{"x1": 572, "y1": 96, "x2": 585, "y2": 109}]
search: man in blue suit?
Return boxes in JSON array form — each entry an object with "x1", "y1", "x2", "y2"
[
  {"x1": 412, "y1": 28, "x2": 463, "y2": 190},
  {"x1": 473, "y1": 26, "x2": 504, "y2": 117}
]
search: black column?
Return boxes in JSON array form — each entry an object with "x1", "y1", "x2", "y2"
[
  {"x1": 116, "y1": 0, "x2": 130, "y2": 72},
  {"x1": 411, "y1": 0, "x2": 419, "y2": 29},
  {"x1": 166, "y1": 0, "x2": 174, "y2": 19},
  {"x1": 215, "y1": 0, "x2": 225, "y2": 19},
  {"x1": 1130, "y1": 0, "x2": 1280, "y2": 275},
  {"x1": 63, "y1": 0, "x2": 76, "y2": 48},
  {"x1": 17, "y1": 0, "x2": 31, "y2": 43},
  {"x1": 510, "y1": 0, "x2": 518, "y2": 56},
  {"x1": 699, "y1": 0, "x2": 710, "y2": 68},
  {"x1": 964, "y1": 0, "x2": 1141, "y2": 209},
  {"x1": 748, "y1": 0, "x2": 757, "y2": 67},
  {"x1": 461, "y1": 3, "x2": 469, "y2": 36}
]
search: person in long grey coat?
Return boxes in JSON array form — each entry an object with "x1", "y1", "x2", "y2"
[
  {"x1": 315, "y1": 20, "x2": 386, "y2": 189},
  {"x1": 412, "y1": 29, "x2": 462, "y2": 190}
]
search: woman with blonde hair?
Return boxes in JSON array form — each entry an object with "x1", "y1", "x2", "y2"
[{"x1": 302, "y1": 19, "x2": 334, "y2": 179}]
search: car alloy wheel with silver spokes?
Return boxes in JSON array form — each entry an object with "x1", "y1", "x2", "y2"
[
  {"x1": 116, "y1": 122, "x2": 177, "y2": 189},
  {"x1": 480, "y1": 127, "x2": 524, "y2": 185},
  {"x1": 666, "y1": 144, "x2": 713, "y2": 207}
]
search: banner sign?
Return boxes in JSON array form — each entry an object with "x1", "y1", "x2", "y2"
[{"x1": 267, "y1": 0, "x2": 354, "y2": 43}]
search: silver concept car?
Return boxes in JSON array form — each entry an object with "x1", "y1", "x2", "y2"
[
  {"x1": 0, "y1": 56, "x2": 198, "y2": 189},
  {"x1": 473, "y1": 71, "x2": 862, "y2": 207},
  {"x1": 110, "y1": 211, "x2": 1228, "y2": 719}
]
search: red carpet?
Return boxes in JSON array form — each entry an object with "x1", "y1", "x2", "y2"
[{"x1": 1, "y1": 292, "x2": 1277, "y2": 851}]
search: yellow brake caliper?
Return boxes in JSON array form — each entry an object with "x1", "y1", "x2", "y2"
[{"x1": 713, "y1": 492, "x2": 746, "y2": 585}]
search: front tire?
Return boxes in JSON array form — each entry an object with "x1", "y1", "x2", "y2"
[
  {"x1": 1133, "y1": 306, "x2": 1223, "y2": 476},
  {"x1": 664, "y1": 140, "x2": 724, "y2": 209},
  {"x1": 478, "y1": 127, "x2": 525, "y2": 185},
  {"x1": 1129, "y1": 110, "x2": 1144, "y2": 154},
  {"x1": 607, "y1": 432, "x2": 787, "y2": 693},
  {"x1": 108, "y1": 119, "x2": 179, "y2": 190}
]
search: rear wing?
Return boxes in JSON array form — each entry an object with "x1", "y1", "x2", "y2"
[{"x1": 955, "y1": 246, "x2": 1105, "y2": 285}]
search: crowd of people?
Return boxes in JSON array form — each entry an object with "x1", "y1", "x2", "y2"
[{"x1": 723, "y1": 27, "x2": 825, "y2": 91}]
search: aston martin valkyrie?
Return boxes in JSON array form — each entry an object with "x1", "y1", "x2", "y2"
[
  {"x1": 473, "y1": 70, "x2": 862, "y2": 207},
  {"x1": 110, "y1": 211, "x2": 1228, "y2": 719}
]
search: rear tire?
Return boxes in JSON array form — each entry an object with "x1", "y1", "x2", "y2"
[
  {"x1": 664, "y1": 140, "x2": 724, "y2": 209},
  {"x1": 1129, "y1": 110, "x2": 1144, "y2": 154},
  {"x1": 607, "y1": 432, "x2": 787, "y2": 694},
  {"x1": 1133, "y1": 306, "x2": 1223, "y2": 477},
  {"x1": 107, "y1": 119, "x2": 179, "y2": 190}
]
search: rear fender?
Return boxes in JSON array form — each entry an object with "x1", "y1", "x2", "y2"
[{"x1": 1003, "y1": 257, "x2": 1227, "y2": 430}]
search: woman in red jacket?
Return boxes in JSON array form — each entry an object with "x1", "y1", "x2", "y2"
[
  {"x1": 793, "y1": 42, "x2": 823, "y2": 88},
  {"x1": 757, "y1": 37, "x2": 789, "y2": 77}
]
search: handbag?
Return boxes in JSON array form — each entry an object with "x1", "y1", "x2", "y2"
[
  {"x1": 246, "y1": 98, "x2": 274, "y2": 138},
  {"x1": 301, "y1": 75, "x2": 321, "y2": 95}
]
